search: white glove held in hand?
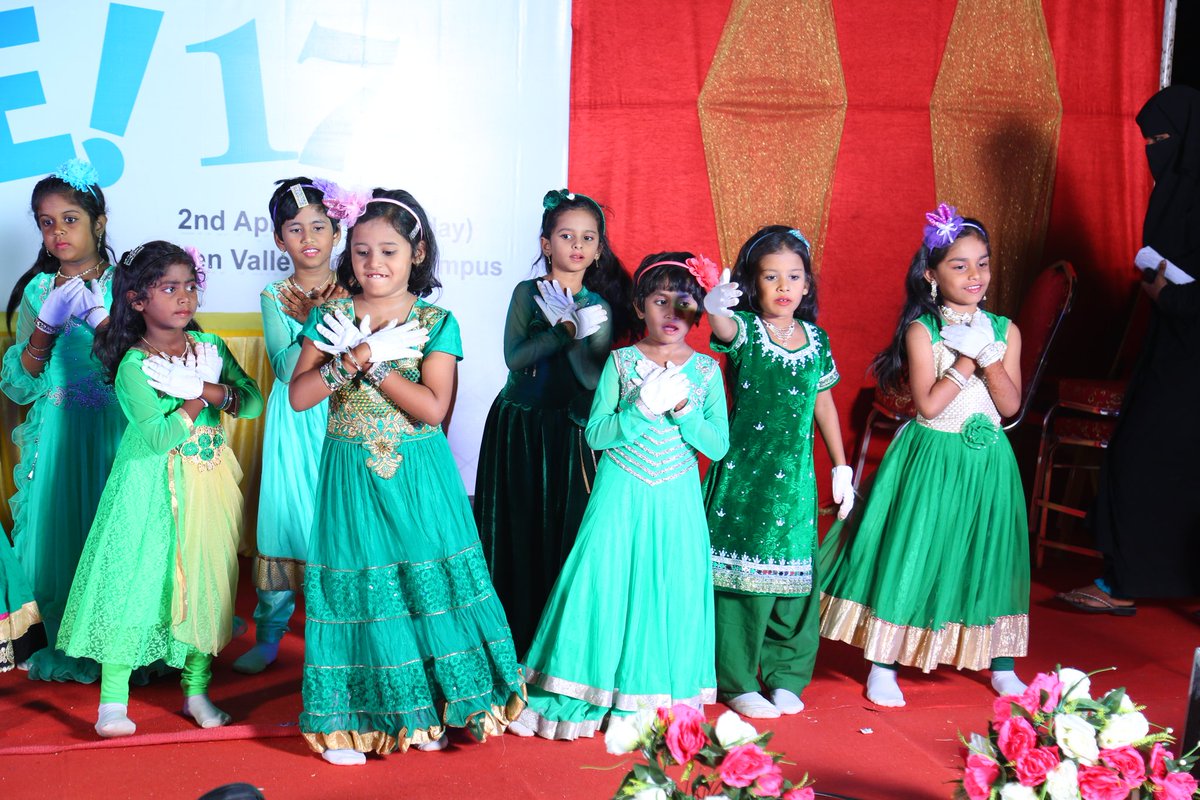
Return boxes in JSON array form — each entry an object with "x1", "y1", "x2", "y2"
[
  {"x1": 75, "y1": 280, "x2": 109, "y2": 329},
  {"x1": 142, "y1": 354, "x2": 203, "y2": 399},
  {"x1": 636, "y1": 361, "x2": 690, "y2": 417},
  {"x1": 38, "y1": 278, "x2": 84, "y2": 328},
  {"x1": 534, "y1": 279, "x2": 576, "y2": 326},
  {"x1": 831, "y1": 465, "x2": 855, "y2": 520},
  {"x1": 363, "y1": 319, "x2": 429, "y2": 362},
  {"x1": 703, "y1": 268, "x2": 742, "y2": 318},
  {"x1": 940, "y1": 313, "x2": 994, "y2": 359},
  {"x1": 565, "y1": 303, "x2": 608, "y2": 339},
  {"x1": 313, "y1": 309, "x2": 370, "y2": 356},
  {"x1": 193, "y1": 342, "x2": 223, "y2": 385}
]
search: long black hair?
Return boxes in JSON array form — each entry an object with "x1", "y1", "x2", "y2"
[
  {"x1": 267, "y1": 176, "x2": 339, "y2": 239},
  {"x1": 870, "y1": 217, "x2": 990, "y2": 392},
  {"x1": 535, "y1": 189, "x2": 633, "y2": 343},
  {"x1": 335, "y1": 188, "x2": 440, "y2": 297},
  {"x1": 630, "y1": 251, "x2": 705, "y2": 338},
  {"x1": 6, "y1": 174, "x2": 114, "y2": 329},
  {"x1": 93, "y1": 241, "x2": 201, "y2": 383},
  {"x1": 731, "y1": 225, "x2": 818, "y2": 322}
]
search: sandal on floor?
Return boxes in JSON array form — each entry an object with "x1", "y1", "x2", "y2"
[{"x1": 1055, "y1": 589, "x2": 1137, "y2": 616}]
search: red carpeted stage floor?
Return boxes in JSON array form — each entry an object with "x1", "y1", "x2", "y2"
[{"x1": 0, "y1": 555, "x2": 1195, "y2": 800}]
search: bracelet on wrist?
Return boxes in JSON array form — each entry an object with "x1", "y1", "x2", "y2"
[
  {"x1": 366, "y1": 361, "x2": 393, "y2": 386},
  {"x1": 24, "y1": 343, "x2": 49, "y2": 362},
  {"x1": 344, "y1": 350, "x2": 363, "y2": 373},
  {"x1": 944, "y1": 366, "x2": 968, "y2": 389},
  {"x1": 319, "y1": 361, "x2": 348, "y2": 392},
  {"x1": 34, "y1": 317, "x2": 62, "y2": 336},
  {"x1": 25, "y1": 339, "x2": 52, "y2": 354},
  {"x1": 976, "y1": 342, "x2": 1004, "y2": 368}
]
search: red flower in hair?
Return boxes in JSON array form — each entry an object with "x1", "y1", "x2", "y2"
[{"x1": 685, "y1": 254, "x2": 722, "y2": 291}]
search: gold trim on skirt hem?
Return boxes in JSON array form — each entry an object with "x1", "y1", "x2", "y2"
[
  {"x1": 819, "y1": 594, "x2": 1028, "y2": 673},
  {"x1": 0, "y1": 601, "x2": 41, "y2": 643},
  {"x1": 525, "y1": 668, "x2": 717, "y2": 711},
  {"x1": 515, "y1": 707, "x2": 603, "y2": 741},
  {"x1": 252, "y1": 555, "x2": 304, "y2": 592}
]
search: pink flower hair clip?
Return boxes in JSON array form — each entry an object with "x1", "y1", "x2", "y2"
[
  {"x1": 184, "y1": 246, "x2": 207, "y2": 289},
  {"x1": 312, "y1": 178, "x2": 372, "y2": 229},
  {"x1": 685, "y1": 254, "x2": 722, "y2": 292},
  {"x1": 923, "y1": 203, "x2": 965, "y2": 251}
]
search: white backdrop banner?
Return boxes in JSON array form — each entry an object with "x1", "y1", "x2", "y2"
[{"x1": 0, "y1": 0, "x2": 571, "y2": 490}]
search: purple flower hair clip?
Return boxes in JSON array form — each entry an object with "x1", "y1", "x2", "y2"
[
  {"x1": 184, "y1": 246, "x2": 207, "y2": 289},
  {"x1": 312, "y1": 178, "x2": 372, "y2": 229},
  {"x1": 923, "y1": 203, "x2": 965, "y2": 251}
]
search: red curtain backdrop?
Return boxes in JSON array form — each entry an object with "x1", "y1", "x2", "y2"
[{"x1": 567, "y1": 0, "x2": 1161, "y2": 491}]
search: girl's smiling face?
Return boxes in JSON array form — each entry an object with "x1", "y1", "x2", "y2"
[
  {"x1": 350, "y1": 217, "x2": 425, "y2": 299},
  {"x1": 132, "y1": 261, "x2": 200, "y2": 332},
  {"x1": 637, "y1": 288, "x2": 698, "y2": 346},
  {"x1": 928, "y1": 233, "x2": 990, "y2": 311},
  {"x1": 276, "y1": 204, "x2": 339, "y2": 270}
]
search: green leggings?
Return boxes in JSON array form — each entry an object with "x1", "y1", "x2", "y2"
[
  {"x1": 99, "y1": 653, "x2": 213, "y2": 705},
  {"x1": 871, "y1": 657, "x2": 1015, "y2": 672}
]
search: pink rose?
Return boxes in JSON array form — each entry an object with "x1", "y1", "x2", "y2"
[
  {"x1": 783, "y1": 789, "x2": 815, "y2": 800},
  {"x1": 1150, "y1": 743, "x2": 1172, "y2": 779},
  {"x1": 993, "y1": 693, "x2": 1036, "y2": 722},
  {"x1": 963, "y1": 753, "x2": 1001, "y2": 800},
  {"x1": 998, "y1": 717, "x2": 1038, "y2": 761},
  {"x1": 1100, "y1": 745, "x2": 1147, "y2": 789},
  {"x1": 753, "y1": 765, "x2": 784, "y2": 797},
  {"x1": 719, "y1": 743, "x2": 776, "y2": 788},
  {"x1": 1152, "y1": 771, "x2": 1199, "y2": 800},
  {"x1": 664, "y1": 703, "x2": 707, "y2": 765},
  {"x1": 1078, "y1": 764, "x2": 1132, "y2": 800},
  {"x1": 1015, "y1": 746, "x2": 1061, "y2": 786},
  {"x1": 1026, "y1": 672, "x2": 1064, "y2": 712}
]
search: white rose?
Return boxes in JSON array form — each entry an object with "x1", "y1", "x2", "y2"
[
  {"x1": 633, "y1": 787, "x2": 668, "y2": 800},
  {"x1": 1098, "y1": 711, "x2": 1149, "y2": 748},
  {"x1": 1045, "y1": 760, "x2": 1081, "y2": 800},
  {"x1": 1054, "y1": 714, "x2": 1099, "y2": 764},
  {"x1": 1057, "y1": 668, "x2": 1091, "y2": 702},
  {"x1": 1000, "y1": 783, "x2": 1038, "y2": 800},
  {"x1": 604, "y1": 714, "x2": 642, "y2": 754},
  {"x1": 714, "y1": 710, "x2": 758, "y2": 747},
  {"x1": 1117, "y1": 693, "x2": 1136, "y2": 713}
]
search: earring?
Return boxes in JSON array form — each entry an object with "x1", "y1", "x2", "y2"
[
  {"x1": 546, "y1": 253, "x2": 553, "y2": 268},
  {"x1": 929, "y1": 279, "x2": 938, "y2": 300},
  {"x1": 45, "y1": 246, "x2": 53, "y2": 258}
]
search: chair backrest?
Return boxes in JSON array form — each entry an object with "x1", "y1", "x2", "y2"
[{"x1": 1005, "y1": 260, "x2": 1077, "y2": 430}]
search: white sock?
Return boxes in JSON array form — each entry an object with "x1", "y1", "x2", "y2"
[
  {"x1": 415, "y1": 733, "x2": 448, "y2": 751},
  {"x1": 769, "y1": 688, "x2": 805, "y2": 714},
  {"x1": 96, "y1": 703, "x2": 136, "y2": 737},
  {"x1": 726, "y1": 691, "x2": 781, "y2": 719},
  {"x1": 231, "y1": 641, "x2": 280, "y2": 675},
  {"x1": 507, "y1": 719, "x2": 535, "y2": 737},
  {"x1": 183, "y1": 694, "x2": 231, "y2": 728},
  {"x1": 321, "y1": 748, "x2": 366, "y2": 766},
  {"x1": 866, "y1": 664, "x2": 906, "y2": 707},
  {"x1": 991, "y1": 670, "x2": 1027, "y2": 697},
  {"x1": 16, "y1": 661, "x2": 30, "y2": 672}
]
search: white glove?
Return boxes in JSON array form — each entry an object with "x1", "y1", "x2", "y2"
[
  {"x1": 75, "y1": 279, "x2": 109, "y2": 329},
  {"x1": 313, "y1": 309, "x2": 371, "y2": 356},
  {"x1": 831, "y1": 465, "x2": 855, "y2": 520},
  {"x1": 636, "y1": 361, "x2": 690, "y2": 417},
  {"x1": 534, "y1": 279, "x2": 576, "y2": 326},
  {"x1": 38, "y1": 278, "x2": 85, "y2": 328},
  {"x1": 940, "y1": 314, "x2": 994, "y2": 359},
  {"x1": 142, "y1": 354, "x2": 203, "y2": 399},
  {"x1": 703, "y1": 268, "x2": 742, "y2": 318},
  {"x1": 564, "y1": 303, "x2": 608, "y2": 339},
  {"x1": 363, "y1": 319, "x2": 429, "y2": 362},
  {"x1": 193, "y1": 342, "x2": 223, "y2": 385}
]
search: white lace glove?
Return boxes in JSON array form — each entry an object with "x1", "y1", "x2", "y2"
[
  {"x1": 38, "y1": 278, "x2": 84, "y2": 329},
  {"x1": 74, "y1": 279, "x2": 109, "y2": 329},
  {"x1": 703, "y1": 268, "x2": 742, "y2": 318},
  {"x1": 940, "y1": 314, "x2": 994, "y2": 359},
  {"x1": 534, "y1": 279, "x2": 576, "y2": 326},
  {"x1": 636, "y1": 361, "x2": 690, "y2": 417},
  {"x1": 564, "y1": 303, "x2": 608, "y2": 339},
  {"x1": 193, "y1": 342, "x2": 223, "y2": 385},
  {"x1": 363, "y1": 319, "x2": 429, "y2": 362},
  {"x1": 831, "y1": 465, "x2": 855, "y2": 520},
  {"x1": 142, "y1": 354, "x2": 203, "y2": 399},
  {"x1": 313, "y1": 309, "x2": 370, "y2": 356}
]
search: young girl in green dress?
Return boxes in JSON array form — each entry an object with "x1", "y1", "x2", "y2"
[
  {"x1": 59, "y1": 241, "x2": 263, "y2": 736},
  {"x1": 474, "y1": 188, "x2": 630, "y2": 653},
  {"x1": 289, "y1": 185, "x2": 523, "y2": 766},
  {"x1": 1, "y1": 159, "x2": 124, "y2": 682},
  {"x1": 232, "y1": 177, "x2": 345, "y2": 675},
  {"x1": 701, "y1": 225, "x2": 854, "y2": 719},
  {"x1": 818, "y1": 205, "x2": 1028, "y2": 707},
  {"x1": 510, "y1": 254, "x2": 729, "y2": 740}
]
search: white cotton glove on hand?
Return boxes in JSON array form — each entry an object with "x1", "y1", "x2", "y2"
[
  {"x1": 75, "y1": 279, "x2": 109, "y2": 329},
  {"x1": 831, "y1": 465, "x2": 855, "y2": 520},
  {"x1": 193, "y1": 342, "x2": 223, "y2": 385},
  {"x1": 940, "y1": 314, "x2": 994, "y2": 359},
  {"x1": 564, "y1": 303, "x2": 608, "y2": 339},
  {"x1": 363, "y1": 319, "x2": 429, "y2": 362},
  {"x1": 38, "y1": 278, "x2": 85, "y2": 328},
  {"x1": 313, "y1": 309, "x2": 370, "y2": 356},
  {"x1": 703, "y1": 268, "x2": 742, "y2": 318},
  {"x1": 142, "y1": 354, "x2": 203, "y2": 399},
  {"x1": 636, "y1": 361, "x2": 690, "y2": 417},
  {"x1": 534, "y1": 279, "x2": 576, "y2": 326}
]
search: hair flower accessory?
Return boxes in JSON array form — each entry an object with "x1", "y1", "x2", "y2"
[
  {"x1": 312, "y1": 178, "x2": 372, "y2": 229},
  {"x1": 53, "y1": 158, "x2": 101, "y2": 196},
  {"x1": 923, "y1": 203, "x2": 966, "y2": 251},
  {"x1": 184, "y1": 246, "x2": 207, "y2": 289},
  {"x1": 788, "y1": 229, "x2": 810, "y2": 249},
  {"x1": 685, "y1": 254, "x2": 722, "y2": 292},
  {"x1": 542, "y1": 188, "x2": 606, "y2": 233}
]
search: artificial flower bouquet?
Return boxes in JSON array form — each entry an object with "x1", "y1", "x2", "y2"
[
  {"x1": 606, "y1": 703, "x2": 815, "y2": 799},
  {"x1": 957, "y1": 666, "x2": 1199, "y2": 800}
]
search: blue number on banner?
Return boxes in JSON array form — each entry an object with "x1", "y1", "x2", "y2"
[
  {"x1": 186, "y1": 19, "x2": 295, "y2": 166},
  {"x1": 0, "y1": 7, "x2": 75, "y2": 183}
]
